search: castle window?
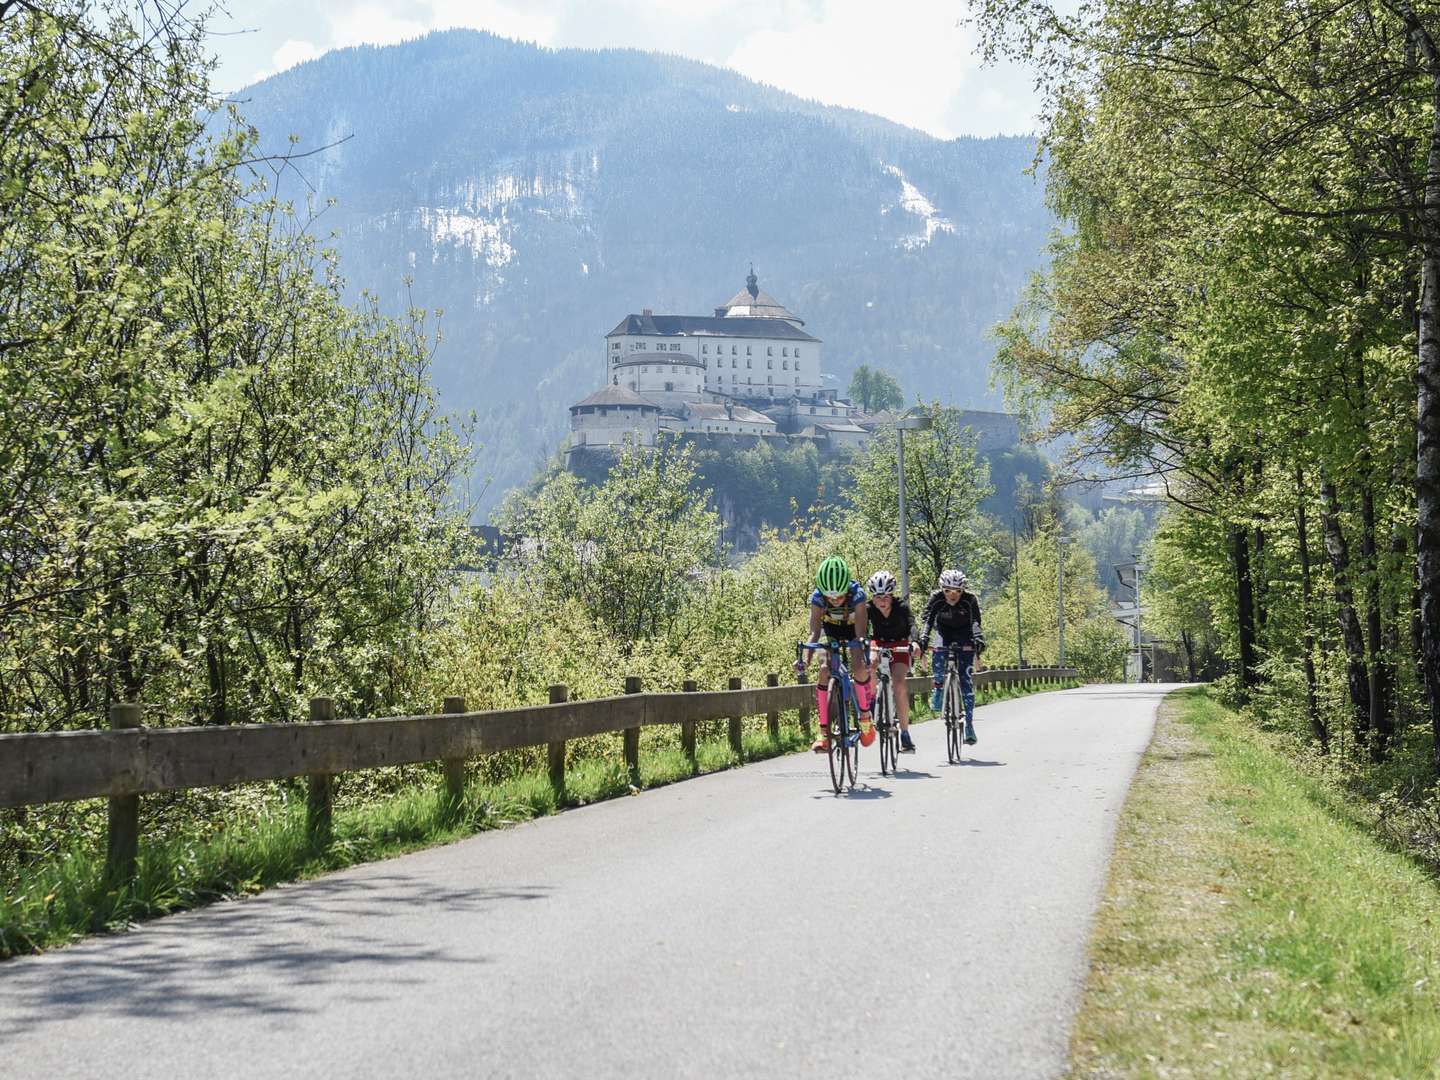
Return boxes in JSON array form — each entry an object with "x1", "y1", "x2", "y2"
[
  {"x1": 612, "y1": 342, "x2": 620, "y2": 350},
  {"x1": 746, "y1": 359, "x2": 752, "y2": 369},
  {"x1": 665, "y1": 382, "x2": 674, "y2": 391},
  {"x1": 767, "y1": 347, "x2": 773, "y2": 356},
  {"x1": 746, "y1": 346, "x2": 752, "y2": 355},
  {"x1": 795, "y1": 348, "x2": 801, "y2": 358},
  {"x1": 795, "y1": 361, "x2": 801, "y2": 371},
  {"x1": 702, "y1": 345, "x2": 708, "y2": 354},
  {"x1": 731, "y1": 346, "x2": 737, "y2": 355},
  {"x1": 809, "y1": 406, "x2": 816, "y2": 415},
  {"x1": 767, "y1": 375, "x2": 773, "y2": 384},
  {"x1": 767, "y1": 359, "x2": 773, "y2": 369},
  {"x1": 783, "y1": 347, "x2": 788, "y2": 357},
  {"x1": 783, "y1": 360, "x2": 788, "y2": 370},
  {"x1": 672, "y1": 366, "x2": 678, "y2": 373}
]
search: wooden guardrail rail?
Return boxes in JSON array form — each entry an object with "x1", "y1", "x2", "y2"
[{"x1": 0, "y1": 666, "x2": 1076, "y2": 879}]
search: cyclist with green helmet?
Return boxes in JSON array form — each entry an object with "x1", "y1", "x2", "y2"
[{"x1": 795, "y1": 555, "x2": 875, "y2": 752}]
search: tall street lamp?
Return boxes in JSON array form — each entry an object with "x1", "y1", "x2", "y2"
[
  {"x1": 895, "y1": 411, "x2": 933, "y2": 599},
  {"x1": 1057, "y1": 535, "x2": 1073, "y2": 669},
  {"x1": 1013, "y1": 518, "x2": 1024, "y2": 668}
]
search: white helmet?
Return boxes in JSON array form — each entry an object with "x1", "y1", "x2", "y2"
[
  {"x1": 939, "y1": 568, "x2": 967, "y2": 590},
  {"x1": 866, "y1": 570, "x2": 897, "y2": 596}
]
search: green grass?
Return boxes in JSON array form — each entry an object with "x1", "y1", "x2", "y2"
[
  {"x1": 1, "y1": 679, "x2": 1072, "y2": 960},
  {"x1": 1068, "y1": 688, "x2": 1440, "y2": 1079}
]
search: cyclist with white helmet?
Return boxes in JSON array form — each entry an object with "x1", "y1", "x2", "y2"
[
  {"x1": 795, "y1": 555, "x2": 875, "y2": 753},
  {"x1": 921, "y1": 568, "x2": 985, "y2": 745},
  {"x1": 864, "y1": 570, "x2": 920, "y2": 752}
]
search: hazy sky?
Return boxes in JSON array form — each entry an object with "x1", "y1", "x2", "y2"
[{"x1": 206, "y1": 0, "x2": 1043, "y2": 139}]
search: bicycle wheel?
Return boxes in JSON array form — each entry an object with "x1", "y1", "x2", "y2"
[
  {"x1": 875, "y1": 687, "x2": 893, "y2": 776},
  {"x1": 827, "y1": 683, "x2": 846, "y2": 794},
  {"x1": 844, "y1": 713, "x2": 860, "y2": 789},
  {"x1": 945, "y1": 679, "x2": 962, "y2": 764}
]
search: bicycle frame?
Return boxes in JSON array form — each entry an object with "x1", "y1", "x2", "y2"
[{"x1": 798, "y1": 640, "x2": 862, "y2": 743}]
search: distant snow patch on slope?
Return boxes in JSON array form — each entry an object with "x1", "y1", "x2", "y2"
[
  {"x1": 417, "y1": 207, "x2": 514, "y2": 269},
  {"x1": 882, "y1": 163, "x2": 954, "y2": 248}
]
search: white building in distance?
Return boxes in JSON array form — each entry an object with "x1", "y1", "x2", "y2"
[{"x1": 569, "y1": 270, "x2": 868, "y2": 457}]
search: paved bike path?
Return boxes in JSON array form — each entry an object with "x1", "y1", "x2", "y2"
[{"x1": 1, "y1": 684, "x2": 1174, "y2": 1079}]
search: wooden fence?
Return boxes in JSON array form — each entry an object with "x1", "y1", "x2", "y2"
[{"x1": 0, "y1": 667, "x2": 1076, "y2": 881}]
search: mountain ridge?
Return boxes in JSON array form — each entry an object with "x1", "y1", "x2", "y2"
[{"x1": 234, "y1": 29, "x2": 1051, "y2": 515}]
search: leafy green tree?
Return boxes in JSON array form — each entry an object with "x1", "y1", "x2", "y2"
[
  {"x1": 971, "y1": 0, "x2": 1440, "y2": 763},
  {"x1": 848, "y1": 404, "x2": 994, "y2": 593},
  {"x1": 503, "y1": 440, "x2": 721, "y2": 646},
  {"x1": 847, "y1": 364, "x2": 905, "y2": 415},
  {"x1": 983, "y1": 528, "x2": 1112, "y2": 673},
  {"x1": 0, "y1": 2, "x2": 472, "y2": 736}
]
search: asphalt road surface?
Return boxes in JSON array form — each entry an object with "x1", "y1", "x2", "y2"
[{"x1": 1, "y1": 683, "x2": 1176, "y2": 1079}]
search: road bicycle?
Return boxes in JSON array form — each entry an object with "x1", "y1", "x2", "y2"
[
  {"x1": 870, "y1": 644, "x2": 907, "y2": 776},
  {"x1": 798, "y1": 639, "x2": 863, "y2": 793},
  {"x1": 933, "y1": 644, "x2": 969, "y2": 765}
]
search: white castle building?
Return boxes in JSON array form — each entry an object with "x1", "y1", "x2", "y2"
[{"x1": 568, "y1": 270, "x2": 869, "y2": 457}]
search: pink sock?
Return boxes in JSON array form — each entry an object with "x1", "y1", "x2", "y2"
[{"x1": 854, "y1": 677, "x2": 873, "y2": 713}]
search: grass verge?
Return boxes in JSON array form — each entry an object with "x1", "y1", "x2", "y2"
[
  {"x1": 1068, "y1": 687, "x2": 1440, "y2": 1079},
  {"x1": 2, "y1": 678, "x2": 1074, "y2": 960}
]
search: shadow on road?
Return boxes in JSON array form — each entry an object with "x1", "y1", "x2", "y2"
[
  {"x1": 811, "y1": 784, "x2": 893, "y2": 800},
  {"x1": 0, "y1": 875, "x2": 550, "y2": 1031}
]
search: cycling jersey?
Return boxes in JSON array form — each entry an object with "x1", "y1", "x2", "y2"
[
  {"x1": 809, "y1": 581, "x2": 867, "y2": 639},
  {"x1": 867, "y1": 596, "x2": 915, "y2": 644},
  {"x1": 921, "y1": 589, "x2": 982, "y2": 647}
]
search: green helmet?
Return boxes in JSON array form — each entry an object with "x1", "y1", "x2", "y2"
[{"x1": 815, "y1": 555, "x2": 851, "y2": 595}]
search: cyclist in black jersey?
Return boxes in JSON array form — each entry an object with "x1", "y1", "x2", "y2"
[
  {"x1": 865, "y1": 570, "x2": 920, "y2": 752},
  {"x1": 921, "y1": 568, "x2": 984, "y2": 745}
]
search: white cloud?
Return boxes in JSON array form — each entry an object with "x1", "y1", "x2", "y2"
[
  {"x1": 723, "y1": 0, "x2": 1033, "y2": 138},
  {"x1": 329, "y1": 4, "x2": 430, "y2": 48},
  {"x1": 273, "y1": 38, "x2": 323, "y2": 71},
  {"x1": 327, "y1": 1, "x2": 557, "y2": 49}
]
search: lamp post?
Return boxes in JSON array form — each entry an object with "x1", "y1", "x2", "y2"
[
  {"x1": 1013, "y1": 518, "x2": 1024, "y2": 668},
  {"x1": 895, "y1": 411, "x2": 933, "y2": 599},
  {"x1": 1057, "y1": 535, "x2": 1073, "y2": 669}
]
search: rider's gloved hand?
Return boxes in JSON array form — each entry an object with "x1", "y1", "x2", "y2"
[{"x1": 793, "y1": 659, "x2": 806, "y2": 674}]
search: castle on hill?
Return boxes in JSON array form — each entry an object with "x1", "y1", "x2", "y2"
[
  {"x1": 566, "y1": 270, "x2": 872, "y2": 462},
  {"x1": 564, "y1": 269, "x2": 1022, "y2": 466}
]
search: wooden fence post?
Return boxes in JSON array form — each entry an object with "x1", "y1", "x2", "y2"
[
  {"x1": 798, "y1": 670, "x2": 811, "y2": 739},
  {"x1": 442, "y1": 696, "x2": 466, "y2": 805},
  {"x1": 681, "y1": 680, "x2": 698, "y2": 773},
  {"x1": 623, "y1": 676, "x2": 642, "y2": 783},
  {"x1": 307, "y1": 697, "x2": 335, "y2": 846},
  {"x1": 548, "y1": 684, "x2": 568, "y2": 794},
  {"x1": 766, "y1": 673, "x2": 780, "y2": 742},
  {"x1": 104, "y1": 703, "x2": 143, "y2": 888},
  {"x1": 728, "y1": 676, "x2": 744, "y2": 758}
]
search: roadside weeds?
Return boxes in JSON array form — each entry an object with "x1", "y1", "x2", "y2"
[{"x1": 1068, "y1": 687, "x2": 1440, "y2": 1079}]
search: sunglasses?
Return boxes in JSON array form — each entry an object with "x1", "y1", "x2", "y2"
[{"x1": 823, "y1": 591, "x2": 845, "y2": 603}]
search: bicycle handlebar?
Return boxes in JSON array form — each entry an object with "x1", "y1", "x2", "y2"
[{"x1": 798, "y1": 640, "x2": 863, "y2": 652}]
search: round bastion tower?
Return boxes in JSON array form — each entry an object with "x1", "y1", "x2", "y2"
[{"x1": 611, "y1": 348, "x2": 705, "y2": 409}]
